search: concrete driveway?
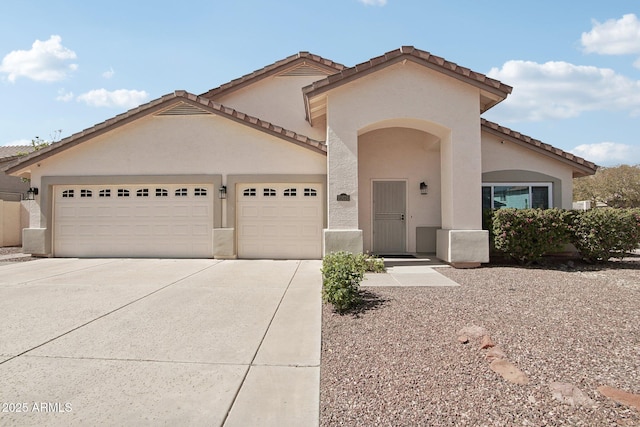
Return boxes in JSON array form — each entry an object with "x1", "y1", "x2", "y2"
[{"x1": 0, "y1": 258, "x2": 321, "y2": 426}]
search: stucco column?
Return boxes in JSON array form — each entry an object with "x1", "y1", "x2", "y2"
[
  {"x1": 437, "y1": 121, "x2": 488, "y2": 266},
  {"x1": 323, "y1": 126, "x2": 363, "y2": 254}
]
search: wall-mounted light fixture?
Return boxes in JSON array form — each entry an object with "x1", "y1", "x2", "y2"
[
  {"x1": 218, "y1": 185, "x2": 227, "y2": 199},
  {"x1": 419, "y1": 181, "x2": 428, "y2": 195},
  {"x1": 25, "y1": 187, "x2": 39, "y2": 200}
]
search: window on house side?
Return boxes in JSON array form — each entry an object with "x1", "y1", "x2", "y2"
[{"x1": 482, "y1": 183, "x2": 551, "y2": 210}]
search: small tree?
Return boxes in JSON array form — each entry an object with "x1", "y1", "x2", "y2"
[{"x1": 574, "y1": 164, "x2": 640, "y2": 208}]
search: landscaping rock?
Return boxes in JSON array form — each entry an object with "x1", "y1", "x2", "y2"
[
  {"x1": 489, "y1": 359, "x2": 529, "y2": 385},
  {"x1": 485, "y1": 347, "x2": 507, "y2": 362},
  {"x1": 479, "y1": 334, "x2": 495, "y2": 349},
  {"x1": 457, "y1": 325, "x2": 487, "y2": 340},
  {"x1": 598, "y1": 385, "x2": 640, "y2": 411},
  {"x1": 549, "y1": 382, "x2": 596, "y2": 407}
]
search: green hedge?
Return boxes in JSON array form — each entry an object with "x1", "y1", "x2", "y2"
[
  {"x1": 488, "y1": 208, "x2": 640, "y2": 264},
  {"x1": 492, "y1": 208, "x2": 571, "y2": 265},
  {"x1": 569, "y1": 208, "x2": 640, "y2": 263}
]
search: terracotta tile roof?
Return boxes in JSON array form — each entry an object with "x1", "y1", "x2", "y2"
[
  {"x1": 0, "y1": 145, "x2": 33, "y2": 160},
  {"x1": 302, "y1": 46, "x2": 513, "y2": 119},
  {"x1": 200, "y1": 52, "x2": 345, "y2": 100},
  {"x1": 4, "y1": 91, "x2": 326, "y2": 174},
  {"x1": 481, "y1": 118, "x2": 598, "y2": 175}
]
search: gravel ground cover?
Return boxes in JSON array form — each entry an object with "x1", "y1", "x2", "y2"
[
  {"x1": 321, "y1": 257, "x2": 640, "y2": 426},
  {"x1": 0, "y1": 246, "x2": 36, "y2": 263}
]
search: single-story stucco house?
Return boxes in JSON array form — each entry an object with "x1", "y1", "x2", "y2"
[{"x1": 3, "y1": 46, "x2": 597, "y2": 266}]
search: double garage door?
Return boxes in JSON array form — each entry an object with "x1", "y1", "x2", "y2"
[
  {"x1": 54, "y1": 184, "x2": 214, "y2": 258},
  {"x1": 53, "y1": 182, "x2": 323, "y2": 259}
]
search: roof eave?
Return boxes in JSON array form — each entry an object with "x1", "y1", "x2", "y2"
[
  {"x1": 481, "y1": 120, "x2": 598, "y2": 176},
  {"x1": 6, "y1": 91, "x2": 326, "y2": 174}
]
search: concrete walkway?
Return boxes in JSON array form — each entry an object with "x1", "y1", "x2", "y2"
[
  {"x1": 0, "y1": 258, "x2": 321, "y2": 427},
  {"x1": 364, "y1": 257, "x2": 460, "y2": 287}
]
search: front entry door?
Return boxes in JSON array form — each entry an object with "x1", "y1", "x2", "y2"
[{"x1": 373, "y1": 181, "x2": 406, "y2": 254}]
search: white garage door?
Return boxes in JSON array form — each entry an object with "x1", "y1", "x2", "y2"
[
  {"x1": 54, "y1": 184, "x2": 214, "y2": 258},
  {"x1": 237, "y1": 183, "x2": 323, "y2": 259}
]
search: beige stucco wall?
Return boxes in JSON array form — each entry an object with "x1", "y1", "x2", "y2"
[
  {"x1": 358, "y1": 127, "x2": 441, "y2": 252},
  {"x1": 326, "y1": 61, "x2": 484, "y2": 231},
  {"x1": 0, "y1": 200, "x2": 22, "y2": 246},
  {"x1": 215, "y1": 75, "x2": 326, "y2": 141},
  {"x1": 27, "y1": 115, "x2": 325, "y2": 182},
  {"x1": 481, "y1": 132, "x2": 574, "y2": 208}
]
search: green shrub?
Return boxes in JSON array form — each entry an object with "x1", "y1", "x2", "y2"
[
  {"x1": 569, "y1": 208, "x2": 640, "y2": 263},
  {"x1": 321, "y1": 251, "x2": 365, "y2": 312},
  {"x1": 492, "y1": 208, "x2": 571, "y2": 265}
]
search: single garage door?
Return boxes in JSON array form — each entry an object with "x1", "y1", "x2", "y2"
[
  {"x1": 54, "y1": 184, "x2": 214, "y2": 258},
  {"x1": 237, "y1": 183, "x2": 322, "y2": 259}
]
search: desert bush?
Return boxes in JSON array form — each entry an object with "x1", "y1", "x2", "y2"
[
  {"x1": 355, "y1": 252, "x2": 386, "y2": 273},
  {"x1": 492, "y1": 208, "x2": 571, "y2": 265},
  {"x1": 321, "y1": 252, "x2": 366, "y2": 312},
  {"x1": 569, "y1": 208, "x2": 640, "y2": 263}
]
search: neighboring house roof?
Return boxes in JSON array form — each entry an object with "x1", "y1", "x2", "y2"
[
  {"x1": 0, "y1": 145, "x2": 33, "y2": 160},
  {"x1": 200, "y1": 51, "x2": 345, "y2": 100},
  {"x1": 302, "y1": 46, "x2": 513, "y2": 124},
  {"x1": 481, "y1": 119, "x2": 598, "y2": 177},
  {"x1": 3, "y1": 91, "x2": 326, "y2": 175}
]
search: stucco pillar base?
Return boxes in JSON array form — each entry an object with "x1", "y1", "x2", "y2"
[
  {"x1": 323, "y1": 229, "x2": 363, "y2": 256},
  {"x1": 22, "y1": 228, "x2": 48, "y2": 256},
  {"x1": 436, "y1": 229, "x2": 488, "y2": 268},
  {"x1": 213, "y1": 228, "x2": 236, "y2": 259}
]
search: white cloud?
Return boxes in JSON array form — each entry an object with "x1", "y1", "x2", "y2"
[
  {"x1": 634, "y1": 57, "x2": 640, "y2": 69},
  {"x1": 569, "y1": 142, "x2": 639, "y2": 166},
  {"x1": 0, "y1": 35, "x2": 78, "y2": 83},
  {"x1": 358, "y1": 0, "x2": 387, "y2": 5},
  {"x1": 1, "y1": 139, "x2": 31, "y2": 147},
  {"x1": 76, "y1": 88, "x2": 149, "y2": 108},
  {"x1": 486, "y1": 60, "x2": 640, "y2": 121},
  {"x1": 56, "y1": 88, "x2": 74, "y2": 102},
  {"x1": 102, "y1": 67, "x2": 115, "y2": 79},
  {"x1": 581, "y1": 13, "x2": 640, "y2": 55}
]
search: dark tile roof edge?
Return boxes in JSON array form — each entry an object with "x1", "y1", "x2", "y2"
[
  {"x1": 4, "y1": 91, "x2": 326, "y2": 174},
  {"x1": 481, "y1": 118, "x2": 598, "y2": 174},
  {"x1": 200, "y1": 52, "x2": 345, "y2": 100},
  {"x1": 302, "y1": 46, "x2": 513, "y2": 101}
]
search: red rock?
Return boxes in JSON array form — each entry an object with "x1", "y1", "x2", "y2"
[
  {"x1": 489, "y1": 359, "x2": 529, "y2": 385},
  {"x1": 480, "y1": 335, "x2": 495, "y2": 349},
  {"x1": 598, "y1": 385, "x2": 640, "y2": 411},
  {"x1": 485, "y1": 347, "x2": 507, "y2": 362}
]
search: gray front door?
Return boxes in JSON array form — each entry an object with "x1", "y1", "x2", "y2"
[{"x1": 373, "y1": 181, "x2": 406, "y2": 254}]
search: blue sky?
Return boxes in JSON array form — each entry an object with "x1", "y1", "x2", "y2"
[{"x1": 1, "y1": 0, "x2": 639, "y2": 166}]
